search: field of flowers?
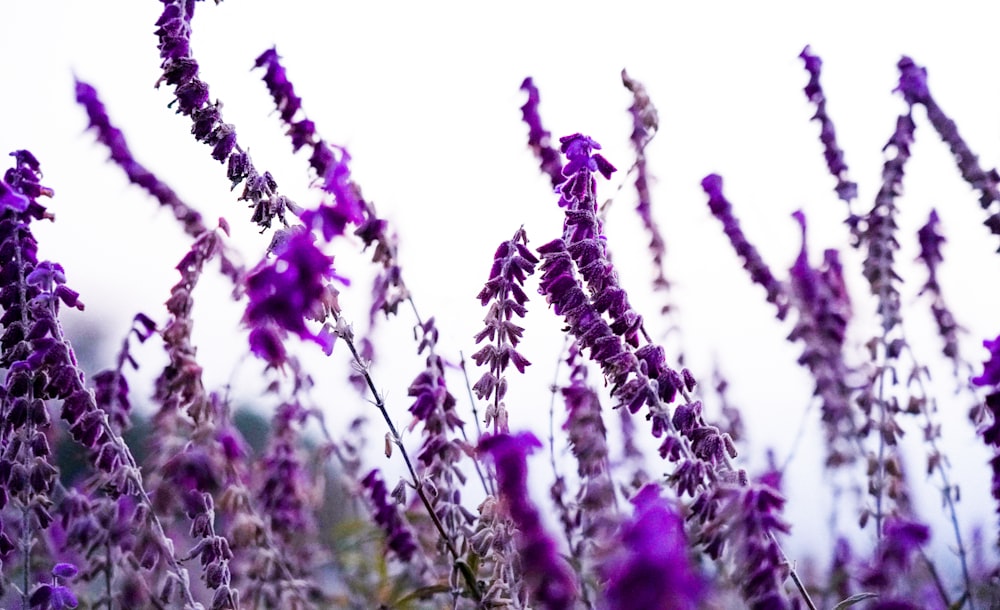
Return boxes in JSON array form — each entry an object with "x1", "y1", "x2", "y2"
[{"x1": 1, "y1": 1, "x2": 999, "y2": 609}]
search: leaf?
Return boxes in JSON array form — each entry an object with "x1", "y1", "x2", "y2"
[
  {"x1": 833, "y1": 593, "x2": 879, "y2": 609},
  {"x1": 393, "y1": 584, "x2": 452, "y2": 605}
]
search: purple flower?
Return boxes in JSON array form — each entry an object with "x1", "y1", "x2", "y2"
[
  {"x1": 701, "y1": 174, "x2": 790, "y2": 320},
  {"x1": 474, "y1": 227, "x2": 538, "y2": 432},
  {"x1": 896, "y1": 56, "x2": 1000, "y2": 227},
  {"x1": 799, "y1": 46, "x2": 858, "y2": 205},
  {"x1": 916, "y1": 210, "x2": 961, "y2": 364},
  {"x1": 601, "y1": 484, "x2": 704, "y2": 610},
  {"x1": 973, "y1": 335, "x2": 1000, "y2": 388},
  {"x1": 361, "y1": 469, "x2": 418, "y2": 562},
  {"x1": 693, "y1": 482, "x2": 793, "y2": 609},
  {"x1": 479, "y1": 432, "x2": 577, "y2": 610},
  {"x1": 861, "y1": 517, "x2": 930, "y2": 590},
  {"x1": 253, "y1": 47, "x2": 367, "y2": 241},
  {"x1": 895, "y1": 56, "x2": 930, "y2": 105},
  {"x1": 519, "y1": 77, "x2": 563, "y2": 187},
  {"x1": 75, "y1": 79, "x2": 207, "y2": 237},
  {"x1": 622, "y1": 70, "x2": 675, "y2": 310},
  {"x1": 862, "y1": 112, "x2": 914, "y2": 335},
  {"x1": 788, "y1": 210, "x2": 857, "y2": 466},
  {"x1": 243, "y1": 229, "x2": 343, "y2": 354}
]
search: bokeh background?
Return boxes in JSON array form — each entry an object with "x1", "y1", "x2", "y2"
[{"x1": 3, "y1": 0, "x2": 999, "y2": 578}]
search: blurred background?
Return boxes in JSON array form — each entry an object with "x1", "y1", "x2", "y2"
[{"x1": 3, "y1": 0, "x2": 999, "y2": 578}]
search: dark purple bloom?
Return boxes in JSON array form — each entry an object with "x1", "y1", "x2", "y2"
[
  {"x1": 895, "y1": 56, "x2": 930, "y2": 105},
  {"x1": 788, "y1": 210, "x2": 857, "y2": 466},
  {"x1": 474, "y1": 227, "x2": 538, "y2": 432},
  {"x1": 243, "y1": 229, "x2": 343, "y2": 353},
  {"x1": 861, "y1": 517, "x2": 930, "y2": 590},
  {"x1": 701, "y1": 174, "x2": 790, "y2": 320},
  {"x1": 916, "y1": 210, "x2": 961, "y2": 364},
  {"x1": 77, "y1": 79, "x2": 208, "y2": 236},
  {"x1": 601, "y1": 484, "x2": 704, "y2": 610},
  {"x1": 895, "y1": 57, "x2": 1000, "y2": 233},
  {"x1": 973, "y1": 335, "x2": 1000, "y2": 388},
  {"x1": 519, "y1": 77, "x2": 563, "y2": 187},
  {"x1": 361, "y1": 469, "x2": 418, "y2": 562},
  {"x1": 479, "y1": 432, "x2": 577, "y2": 610},
  {"x1": 694, "y1": 482, "x2": 792, "y2": 609},
  {"x1": 799, "y1": 46, "x2": 859, "y2": 206}
]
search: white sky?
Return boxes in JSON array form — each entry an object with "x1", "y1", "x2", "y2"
[{"x1": 4, "y1": 0, "x2": 1000, "y2": 574}]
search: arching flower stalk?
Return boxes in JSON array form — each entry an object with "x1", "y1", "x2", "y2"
[
  {"x1": 799, "y1": 46, "x2": 860, "y2": 239},
  {"x1": 538, "y1": 136, "x2": 800, "y2": 609},
  {"x1": 75, "y1": 78, "x2": 207, "y2": 237},
  {"x1": 519, "y1": 78, "x2": 563, "y2": 188},
  {"x1": 700, "y1": 174, "x2": 791, "y2": 320},
  {"x1": 621, "y1": 70, "x2": 678, "y2": 326},
  {"x1": 153, "y1": 0, "x2": 297, "y2": 231},
  {"x1": 895, "y1": 57, "x2": 1000, "y2": 250}
]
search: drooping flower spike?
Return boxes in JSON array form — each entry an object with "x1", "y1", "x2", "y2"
[
  {"x1": 154, "y1": 0, "x2": 297, "y2": 231},
  {"x1": 75, "y1": 78, "x2": 207, "y2": 237},
  {"x1": 895, "y1": 56, "x2": 1000, "y2": 248},
  {"x1": 799, "y1": 46, "x2": 859, "y2": 208},
  {"x1": 701, "y1": 174, "x2": 790, "y2": 320},
  {"x1": 478, "y1": 432, "x2": 577, "y2": 610}
]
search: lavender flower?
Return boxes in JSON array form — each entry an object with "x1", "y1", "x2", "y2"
[
  {"x1": 701, "y1": 174, "x2": 790, "y2": 320},
  {"x1": 861, "y1": 517, "x2": 930, "y2": 592},
  {"x1": 863, "y1": 112, "x2": 914, "y2": 335},
  {"x1": 915, "y1": 210, "x2": 963, "y2": 368},
  {"x1": 600, "y1": 484, "x2": 704, "y2": 610},
  {"x1": 75, "y1": 79, "x2": 207, "y2": 237},
  {"x1": 787, "y1": 210, "x2": 858, "y2": 467},
  {"x1": 253, "y1": 47, "x2": 367, "y2": 242},
  {"x1": 473, "y1": 227, "x2": 538, "y2": 433},
  {"x1": 972, "y1": 338, "x2": 1000, "y2": 548},
  {"x1": 622, "y1": 69, "x2": 675, "y2": 317},
  {"x1": 519, "y1": 77, "x2": 563, "y2": 188},
  {"x1": 243, "y1": 228, "x2": 342, "y2": 362},
  {"x1": 799, "y1": 46, "x2": 859, "y2": 207},
  {"x1": 694, "y1": 481, "x2": 793, "y2": 609},
  {"x1": 895, "y1": 56, "x2": 1000, "y2": 243},
  {"x1": 973, "y1": 335, "x2": 1000, "y2": 388},
  {"x1": 478, "y1": 432, "x2": 577, "y2": 610},
  {"x1": 154, "y1": 0, "x2": 296, "y2": 230},
  {"x1": 28, "y1": 563, "x2": 78, "y2": 610},
  {"x1": 361, "y1": 470, "x2": 417, "y2": 562}
]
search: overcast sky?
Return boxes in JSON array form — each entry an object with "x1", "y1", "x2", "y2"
[{"x1": 3, "y1": 0, "x2": 1000, "y2": 566}]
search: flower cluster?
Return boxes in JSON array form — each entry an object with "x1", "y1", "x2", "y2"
[
  {"x1": 799, "y1": 45, "x2": 859, "y2": 206},
  {"x1": 154, "y1": 0, "x2": 295, "y2": 230},
  {"x1": 599, "y1": 484, "x2": 703, "y2": 610},
  {"x1": 519, "y1": 77, "x2": 563, "y2": 188},
  {"x1": 478, "y1": 433, "x2": 576, "y2": 610},
  {"x1": 701, "y1": 173, "x2": 790, "y2": 320},
  {"x1": 473, "y1": 227, "x2": 538, "y2": 433}
]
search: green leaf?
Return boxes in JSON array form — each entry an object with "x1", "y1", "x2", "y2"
[
  {"x1": 833, "y1": 593, "x2": 879, "y2": 610},
  {"x1": 393, "y1": 584, "x2": 453, "y2": 605}
]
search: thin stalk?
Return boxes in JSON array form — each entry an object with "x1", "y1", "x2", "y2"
[{"x1": 338, "y1": 319, "x2": 482, "y2": 602}]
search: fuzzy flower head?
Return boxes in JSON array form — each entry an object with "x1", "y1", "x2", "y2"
[
  {"x1": 243, "y1": 229, "x2": 343, "y2": 357},
  {"x1": 601, "y1": 484, "x2": 704, "y2": 610},
  {"x1": 559, "y1": 133, "x2": 616, "y2": 180},
  {"x1": 895, "y1": 56, "x2": 930, "y2": 105},
  {"x1": 479, "y1": 432, "x2": 577, "y2": 610}
]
